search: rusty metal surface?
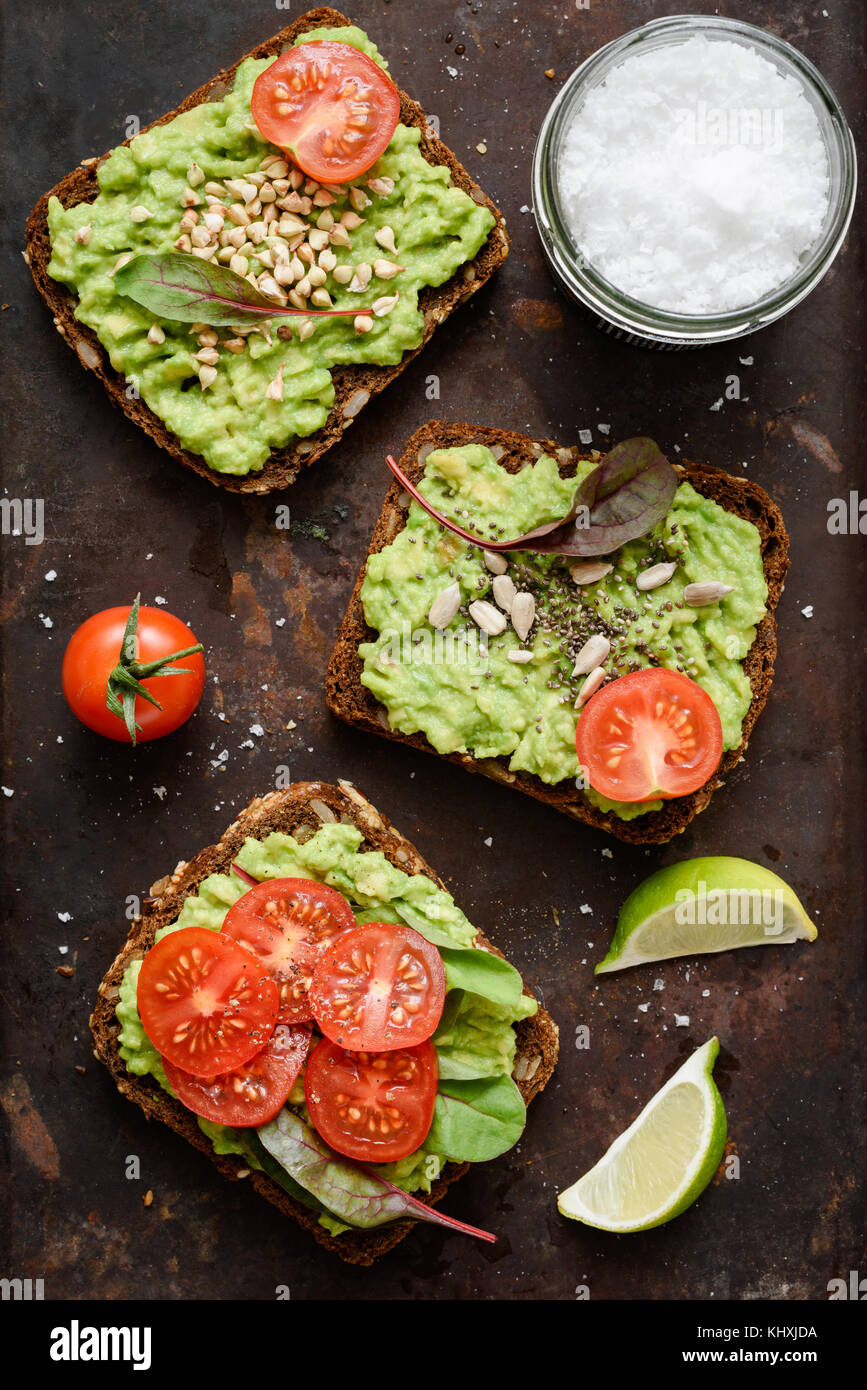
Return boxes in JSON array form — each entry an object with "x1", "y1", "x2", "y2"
[{"x1": 1, "y1": 0, "x2": 864, "y2": 1301}]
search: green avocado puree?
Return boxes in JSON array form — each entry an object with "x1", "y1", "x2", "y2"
[
  {"x1": 116, "y1": 822, "x2": 535, "y2": 1236},
  {"x1": 46, "y1": 27, "x2": 495, "y2": 476},
  {"x1": 359, "y1": 446, "x2": 768, "y2": 819}
]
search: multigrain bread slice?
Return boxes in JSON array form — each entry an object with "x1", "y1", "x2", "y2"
[
  {"x1": 326, "y1": 422, "x2": 789, "y2": 845},
  {"x1": 90, "y1": 780, "x2": 559, "y2": 1266},
  {"x1": 24, "y1": 8, "x2": 509, "y2": 495}
]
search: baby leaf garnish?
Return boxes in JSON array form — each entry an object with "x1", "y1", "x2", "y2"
[
  {"x1": 106, "y1": 594, "x2": 204, "y2": 746},
  {"x1": 114, "y1": 253, "x2": 366, "y2": 328},
  {"x1": 385, "y1": 438, "x2": 678, "y2": 557},
  {"x1": 258, "y1": 1108, "x2": 497, "y2": 1242}
]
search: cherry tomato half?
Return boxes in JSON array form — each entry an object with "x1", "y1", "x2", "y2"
[
  {"x1": 304, "y1": 1037, "x2": 438, "y2": 1163},
  {"x1": 161, "y1": 1023, "x2": 311, "y2": 1127},
  {"x1": 221, "y1": 879, "x2": 357, "y2": 1024},
  {"x1": 309, "y1": 922, "x2": 446, "y2": 1051},
  {"x1": 251, "y1": 42, "x2": 400, "y2": 183},
  {"x1": 137, "y1": 927, "x2": 279, "y2": 1077},
  {"x1": 62, "y1": 603, "x2": 205, "y2": 743},
  {"x1": 576, "y1": 667, "x2": 724, "y2": 803}
]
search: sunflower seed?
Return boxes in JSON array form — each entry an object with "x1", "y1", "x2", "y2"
[
  {"x1": 507, "y1": 649, "x2": 533, "y2": 664},
  {"x1": 469, "y1": 600, "x2": 507, "y2": 636},
  {"x1": 570, "y1": 560, "x2": 613, "y2": 585},
  {"x1": 637, "y1": 561, "x2": 677, "y2": 591},
  {"x1": 483, "y1": 549, "x2": 508, "y2": 575},
  {"x1": 510, "y1": 592, "x2": 536, "y2": 641},
  {"x1": 575, "y1": 665, "x2": 606, "y2": 708},
  {"x1": 683, "y1": 581, "x2": 734, "y2": 606},
  {"x1": 572, "y1": 634, "x2": 611, "y2": 677},
  {"x1": 492, "y1": 574, "x2": 517, "y2": 613},
  {"x1": 428, "y1": 582, "x2": 461, "y2": 629}
]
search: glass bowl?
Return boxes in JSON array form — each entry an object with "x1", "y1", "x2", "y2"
[{"x1": 531, "y1": 14, "x2": 857, "y2": 348}]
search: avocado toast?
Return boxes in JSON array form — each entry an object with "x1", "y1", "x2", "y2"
[
  {"x1": 24, "y1": 9, "x2": 509, "y2": 493},
  {"x1": 326, "y1": 422, "x2": 789, "y2": 844},
  {"x1": 91, "y1": 780, "x2": 559, "y2": 1265}
]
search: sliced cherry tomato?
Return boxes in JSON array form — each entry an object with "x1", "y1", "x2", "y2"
[
  {"x1": 161, "y1": 1023, "x2": 311, "y2": 1127},
  {"x1": 221, "y1": 879, "x2": 357, "y2": 1024},
  {"x1": 251, "y1": 42, "x2": 400, "y2": 183},
  {"x1": 137, "y1": 927, "x2": 279, "y2": 1077},
  {"x1": 305, "y1": 1037, "x2": 438, "y2": 1163},
  {"x1": 309, "y1": 922, "x2": 446, "y2": 1051},
  {"x1": 576, "y1": 667, "x2": 724, "y2": 803},
  {"x1": 62, "y1": 597, "x2": 205, "y2": 744}
]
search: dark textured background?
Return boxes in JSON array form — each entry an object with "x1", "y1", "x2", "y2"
[{"x1": 1, "y1": 0, "x2": 864, "y2": 1301}]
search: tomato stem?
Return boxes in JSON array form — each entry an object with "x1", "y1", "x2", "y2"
[{"x1": 106, "y1": 594, "x2": 204, "y2": 745}]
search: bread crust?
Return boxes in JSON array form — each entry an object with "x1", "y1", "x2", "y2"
[
  {"x1": 90, "y1": 780, "x2": 559, "y2": 1266},
  {"x1": 326, "y1": 422, "x2": 790, "y2": 845},
  {"x1": 24, "y1": 8, "x2": 509, "y2": 494}
]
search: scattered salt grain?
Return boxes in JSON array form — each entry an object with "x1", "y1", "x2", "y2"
[
  {"x1": 675, "y1": 1014, "x2": 690, "y2": 1027},
  {"x1": 153, "y1": 786, "x2": 167, "y2": 801},
  {"x1": 45, "y1": 570, "x2": 57, "y2": 581},
  {"x1": 801, "y1": 605, "x2": 814, "y2": 618},
  {"x1": 558, "y1": 36, "x2": 830, "y2": 313},
  {"x1": 58, "y1": 911, "x2": 72, "y2": 922}
]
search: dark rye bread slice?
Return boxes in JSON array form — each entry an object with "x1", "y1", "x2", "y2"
[
  {"x1": 90, "y1": 780, "x2": 559, "y2": 1266},
  {"x1": 326, "y1": 422, "x2": 789, "y2": 845},
  {"x1": 24, "y1": 8, "x2": 509, "y2": 495}
]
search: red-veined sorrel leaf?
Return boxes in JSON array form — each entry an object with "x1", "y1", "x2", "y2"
[
  {"x1": 385, "y1": 438, "x2": 677, "y2": 557},
  {"x1": 115, "y1": 252, "x2": 365, "y2": 327}
]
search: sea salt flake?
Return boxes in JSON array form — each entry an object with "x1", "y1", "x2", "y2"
[{"x1": 557, "y1": 36, "x2": 831, "y2": 314}]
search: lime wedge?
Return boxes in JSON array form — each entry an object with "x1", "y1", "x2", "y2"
[
  {"x1": 596, "y1": 856, "x2": 816, "y2": 974},
  {"x1": 558, "y1": 1037, "x2": 726, "y2": 1232}
]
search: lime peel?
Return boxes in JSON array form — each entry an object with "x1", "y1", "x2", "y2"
[{"x1": 557, "y1": 1037, "x2": 727, "y2": 1233}]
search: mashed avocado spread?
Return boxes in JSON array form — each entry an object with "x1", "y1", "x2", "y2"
[
  {"x1": 46, "y1": 26, "x2": 495, "y2": 475},
  {"x1": 359, "y1": 446, "x2": 768, "y2": 820},
  {"x1": 116, "y1": 822, "x2": 536, "y2": 1236}
]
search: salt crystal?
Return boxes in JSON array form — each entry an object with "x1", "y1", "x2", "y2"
[{"x1": 558, "y1": 37, "x2": 830, "y2": 313}]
